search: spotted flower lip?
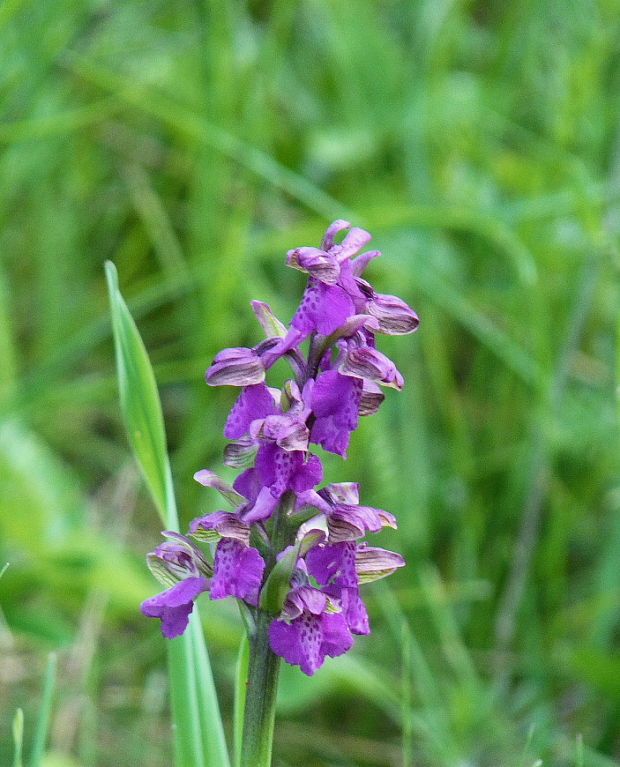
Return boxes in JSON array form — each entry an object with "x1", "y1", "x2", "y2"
[{"x1": 268, "y1": 565, "x2": 353, "y2": 676}]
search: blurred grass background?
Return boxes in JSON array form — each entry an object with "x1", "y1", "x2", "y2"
[{"x1": 1, "y1": 1, "x2": 619, "y2": 765}]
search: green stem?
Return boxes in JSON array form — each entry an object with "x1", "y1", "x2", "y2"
[{"x1": 240, "y1": 609, "x2": 281, "y2": 767}]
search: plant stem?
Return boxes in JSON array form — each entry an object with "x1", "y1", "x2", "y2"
[{"x1": 240, "y1": 609, "x2": 281, "y2": 767}]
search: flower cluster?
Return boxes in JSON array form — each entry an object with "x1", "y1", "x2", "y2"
[{"x1": 141, "y1": 221, "x2": 417, "y2": 675}]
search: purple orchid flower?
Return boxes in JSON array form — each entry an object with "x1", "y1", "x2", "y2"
[
  {"x1": 268, "y1": 562, "x2": 353, "y2": 676},
  {"x1": 189, "y1": 511, "x2": 265, "y2": 605},
  {"x1": 142, "y1": 220, "x2": 415, "y2": 682},
  {"x1": 140, "y1": 533, "x2": 213, "y2": 639}
]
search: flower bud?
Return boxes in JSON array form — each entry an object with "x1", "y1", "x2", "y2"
[
  {"x1": 355, "y1": 544, "x2": 405, "y2": 583},
  {"x1": 286, "y1": 247, "x2": 340, "y2": 285},
  {"x1": 206, "y1": 347, "x2": 265, "y2": 387},
  {"x1": 339, "y1": 346, "x2": 404, "y2": 390},
  {"x1": 367, "y1": 294, "x2": 419, "y2": 335},
  {"x1": 147, "y1": 532, "x2": 213, "y2": 587}
]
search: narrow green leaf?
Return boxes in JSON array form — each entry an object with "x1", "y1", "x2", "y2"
[
  {"x1": 12, "y1": 708, "x2": 23, "y2": 767},
  {"x1": 105, "y1": 262, "x2": 230, "y2": 767},
  {"x1": 575, "y1": 734, "x2": 584, "y2": 767},
  {"x1": 0, "y1": 260, "x2": 17, "y2": 405},
  {"x1": 29, "y1": 653, "x2": 56, "y2": 767},
  {"x1": 105, "y1": 261, "x2": 170, "y2": 524},
  {"x1": 259, "y1": 531, "x2": 324, "y2": 614},
  {"x1": 401, "y1": 623, "x2": 413, "y2": 767},
  {"x1": 189, "y1": 616, "x2": 232, "y2": 767},
  {"x1": 233, "y1": 634, "x2": 250, "y2": 767}
]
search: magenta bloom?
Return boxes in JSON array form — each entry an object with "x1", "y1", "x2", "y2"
[
  {"x1": 189, "y1": 511, "x2": 265, "y2": 605},
  {"x1": 142, "y1": 220, "x2": 415, "y2": 677},
  {"x1": 268, "y1": 578, "x2": 353, "y2": 676}
]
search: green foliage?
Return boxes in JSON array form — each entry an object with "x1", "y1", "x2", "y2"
[
  {"x1": 105, "y1": 261, "x2": 172, "y2": 524},
  {"x1": 0, "y1": 0, "x2": 619, "y2": 765}
]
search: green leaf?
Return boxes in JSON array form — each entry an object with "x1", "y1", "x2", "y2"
[
  {"x1": 105, "y1": 261, "x2": 172, "y2": 525},
  {"x1": 105, "y1": 261, "x2": 230, "y2": 767},
  {"x1": 233, "y1": 634, "x2": 250, "y2": 767},
  {"x1": 12, "y1": 708, "x2": 23, "y2": 767},
  {"x1": 29, "y1": 653, "x2": 56, "y2": 767},
  {"x1": 259, "y1": 531, "x2": 324, "y2": 614}
]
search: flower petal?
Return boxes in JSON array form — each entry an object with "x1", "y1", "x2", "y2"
[
  {"x1": 339, "y1": 346, "x2": 404, "y2": 390},
  {"x1": 321, "y1": 219, "x2": 351, "y2": 250},
  {"x1": 189, "y1": 511, "x2": 251, "y2": 544},
  {"x1": 210, "y1": 538, "x2": 265, "y2": 605},
  {"x1": 251, "y1": 300, "x2": 288, "y2": 338},
  {"x1": 350, "y1": 249, "x2": 381, "y2": 277},
  {"x1": 306, "y1": 541, "x2": 358, "y2": 588},
  {"x1": 140, "y1": 576, "x2": 209, "y2": 639},
  {"x1": 327, "y1": 504, "x2": 396, "y2": 542},
  {"x1": 355, "y1": 545, "x2": 406, "y2": 583},
  {"x1": 224, "y1": 383, "x2": 278, "y2": 440},
  {"x1": 331, "y1": 227, "x2": 372, "y2": 262},
  {"x1": 290, "y1": 280, "x2": 355, "y2": 339},
  {"x1": 319, "y1": 612, "x2": 354, "y2": 660}
]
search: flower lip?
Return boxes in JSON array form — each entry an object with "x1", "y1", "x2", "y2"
[{"x1": 140, "y1": 576, "x2": 209, "y2": 639}]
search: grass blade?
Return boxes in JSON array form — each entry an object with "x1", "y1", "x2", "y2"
[
  {"x1": 105, "y1": 261, "x2": 230, "y2": 767},
  {"x1": 12, "y1": 708, "x2": 24, "y2": 767},
  {"x1": 29, "y1": 653, "x2": 56, "y2": 767},
  {"x1": 105, "y1": 261, "x2": 170, "y2": 524},
  {"x1": 233, "y1": 634, "x2": 250, "y2": 767}
]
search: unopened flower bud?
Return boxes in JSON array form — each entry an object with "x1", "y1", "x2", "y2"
[
  {"x1": 286, "y1": 247, "x2": 340, "y2": 285},
  {"x1": 367, "y1": 294, "x2": 419, "y2": 335},
  {"x1": 147, "y1": 532, "x2": 213, "y2": 587},
  {"x1": 206, "y1": 347, "x2": 265, "y2": 387},
  {"x1": 355, "y1": 544, "x2": 405, "y2": 583},
  {"x1": 339, "y1": 346, "x2": 404, "y2": 390}
]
